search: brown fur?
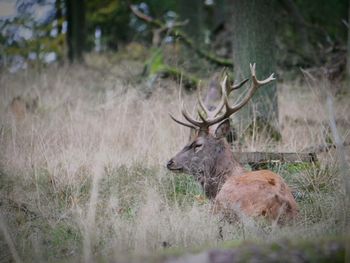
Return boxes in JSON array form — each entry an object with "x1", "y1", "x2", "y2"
[
  {"x1": 167, "y1": 121, "x2": 298, "y2": 223},
  {"x1": 213, "y1": 170, "x2": 297, "y2": 222}
]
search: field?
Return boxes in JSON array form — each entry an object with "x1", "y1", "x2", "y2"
[{"x1": 0, "y1": 58, "x2": 349, "y2": 262}]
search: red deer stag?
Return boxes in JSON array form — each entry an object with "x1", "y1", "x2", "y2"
[{"x1": 167, "y1": 64, "x2": 298, "y2": 223}]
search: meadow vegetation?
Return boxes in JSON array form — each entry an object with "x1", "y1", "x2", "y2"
[{"x1": 0, "y1": 57, "x2": 349, "y2": 262}]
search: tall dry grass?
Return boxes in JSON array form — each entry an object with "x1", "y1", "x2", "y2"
[{"x1": 0, "y1": 61, "x2": 349, "y2": 262}]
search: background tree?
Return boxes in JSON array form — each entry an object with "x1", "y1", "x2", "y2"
[
  {"x1": 347, "y1": 0, "x2": 350, "y2": 82},
  {"x1": 55, "y1": 0, "x2": 63, "y2": 35},
  {"x1": 86, "y1": 0, "x2": 130, "y2": 51},
  {"x1": 65, "y1": 0, "x2": 86, "y2": 62},
  {"x1": 278, "y1": 0, "x2": 311, "y2": 58},
  {"x1": 231, "y1": 0, "x2": 279, "y2": 135},
  {"x1": 177, "y1": 0, "x2": 205, "y2": 43}
]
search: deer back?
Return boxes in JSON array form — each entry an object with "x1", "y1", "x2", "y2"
[{"x1": 214, "y1": 170, "x2": 298, "y2": 223}]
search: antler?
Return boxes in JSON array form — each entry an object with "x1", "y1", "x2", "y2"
[
  {"x1": 197, "y1": 75, "x2": 249, "y2": 120},
  {"x1": 170, "y1": 63, "x2": 276, "y2": 131}
]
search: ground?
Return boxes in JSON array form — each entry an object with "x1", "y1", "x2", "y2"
[{"x1": 0, "y1": 57, "x2": 349, "y2": 262}]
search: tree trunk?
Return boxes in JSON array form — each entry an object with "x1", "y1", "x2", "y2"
[
  {"x1": 177, "y1": 0, "x2": 204, "y2": 43},
  {"x1": 278, "y1": 0, "x2": 311, "y2": 57},
  {"x1": 231, "y1": 0, "x2": 279, "y2": 134},
  {"x1": 55, "y1": 0, "x2": 62, "y2": 34},
  {"x1": 65, "y1": 0, "x2": 86, "y2": 63},
  {"x1": 347, "y1": 0, "x2": 350, "y2": 81}
]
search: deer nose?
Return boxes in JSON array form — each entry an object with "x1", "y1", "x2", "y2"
[{"x1": 167, "y1": 159, "x2": 174, "y2": 169}]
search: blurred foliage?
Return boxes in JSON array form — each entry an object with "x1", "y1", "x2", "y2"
[
  {"x1": 0, "y1": 0, "x2": 348, "y2": 77},
  {"x1": 86, "y1": 0, "x2": 130, "y2": 50},
  {"x1": 0, "y1": 17, "x2": 64, "y2": 70},
  {"x1": 295, "y1": 0, "x2": 347, "y2": 40},
  {"x1": 86, "y1": 0, "x2": 177, "y2": 50},
  {"x1": 276, "y1": 0, "x2": 348, "y2": 72}
]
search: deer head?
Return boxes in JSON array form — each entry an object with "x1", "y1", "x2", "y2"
[{"x1": 167, "y1": 63, "x2": 275, "y2": 198}]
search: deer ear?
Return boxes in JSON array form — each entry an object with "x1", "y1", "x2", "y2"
[{"x1": 215, "y1": 119, "x2": 231, "y2": 138}]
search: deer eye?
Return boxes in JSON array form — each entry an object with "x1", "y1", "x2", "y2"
[{"x1": 194, "y1": 144, "x2": 203, "y2": 153}]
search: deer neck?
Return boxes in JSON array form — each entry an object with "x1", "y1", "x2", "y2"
[{"x1": 201, "y1": 140, "x2": 245, "y2": 199}]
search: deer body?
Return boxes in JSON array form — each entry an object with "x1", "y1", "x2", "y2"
[
  {"x1": 167, "y1": 131, "x2": 297, "y2": 222},
  {"x1": 167, "y1": 64, "x2": 298, "y2": 223},
  {"x1": 214, "y1": 170, "x2": 297, "y2": 222}
]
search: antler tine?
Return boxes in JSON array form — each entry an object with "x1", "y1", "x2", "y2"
[
  {"x1": 197, "y1": 81, "x2": 210, "y2": 117},
  {"x1": 209, "y1": 75, "x2": 248, "y2": 119},
  {"x1": 206, "y1": 76, "x2": 227, "y2": 119},
  {"x1": 169, "y1": 64, "x2": 275, "y2": 131},
  {"x1": 181, "y1": 102, "x2": 208, "y2": 128},
  {"x1": 224, "y1": 63, "x2": 276, "y2": 114},
  {"x1": 204, "y1": 63, "x2": 276, "y2": 127},
  {"x1": 229, "y1": 78, "x2": 249, "y2": 92},
  {"x1": 169, "y1": 113, "x2": 197, "y2": 129},
  {"x1": 169, "y1": 82, "x2": 207, "y2": 130},
  {"x1": 250, "y1": 63, "x2": 276, "y2": 86},
  {"x1": 197, "y1": 108, "x2": 208, "y2": 122}
]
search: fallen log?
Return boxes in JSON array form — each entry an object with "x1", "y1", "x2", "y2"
[
  {"x1": 235, "y1": 141, "x2": 350, "y2": 165},
  {"x1": 234, "y1": 151, "x2": 317, "y2": 168},
  {"x1": 303, "y1": 141, "x2": 350, "y2": 154},
  {"x1": 233, "y1": 140, "x2": 350, "y2": 168}
]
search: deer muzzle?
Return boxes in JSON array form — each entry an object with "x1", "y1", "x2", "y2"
[{"x1": 166, "y1": 158, "x2": 183, "y2": 172}]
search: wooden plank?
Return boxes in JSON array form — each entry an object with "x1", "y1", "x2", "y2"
[{"x1": 234, "y1": 152, "x2": 317, "y2": 165}]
